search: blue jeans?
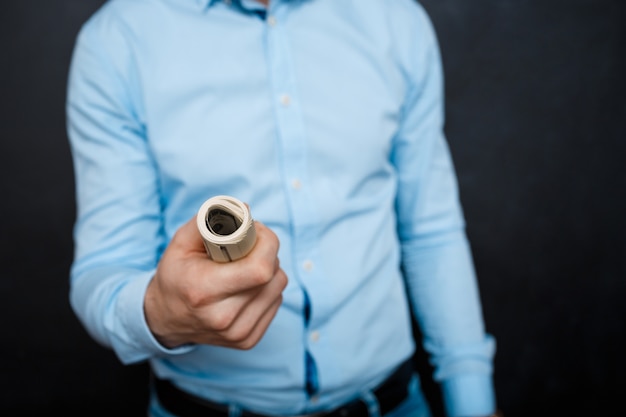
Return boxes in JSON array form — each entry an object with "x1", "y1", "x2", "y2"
[{"x1": 148, "y1": 374, "x2": 432, "y2": 417}]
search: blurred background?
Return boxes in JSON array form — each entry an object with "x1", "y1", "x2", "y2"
[{"x1": 1, "y1": 0, "x2": 624, "y2": 415}]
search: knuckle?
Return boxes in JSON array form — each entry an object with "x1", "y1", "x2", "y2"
[
  {"x1": 259, "y1": 226, "x2": 279, "y2": 250},
  {"x1": 218, "y1": 323, "x2": 261, "y2": 350},
  {"x1": 232, "y1": 330, "x2": 261, "y2": 350},
  {"x1": 277, "y1": 272, "x2": 288, "y2": 290},
  {"x1": 266, "y1": 228, "x2": 279, "y2": 246},
  {"x1": 251, "y1": 260, "x2": 275, "y2": 285},
  {"x1": 237, "y1": 338, "x2": 259, "y2": 351},
  {"x1": 225, "y1": 325, "x2": 251, "y2": 345},
  {"x1": 269, "y1": 237, "x2": 280, "y2": 256},
  {"x1": 182, "y1": 287, "x2": 207, "y2": 309},
  {"x1": 170, "y1": 226, "x2": 188, "y2": 249},
  {"x1": 206, "y1": 307, "x2": 237, "y2": 332}
]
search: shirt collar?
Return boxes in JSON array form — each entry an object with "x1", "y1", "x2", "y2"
[
  {"x1": 199, "y1": 0, "x2": 262, "y2": 10},
  {"x1": 194, "y1": 0, "x2": 226, "y2": 10},
  {"x1": 198, "y1": 0, "x2": 291, "y2": 11}
]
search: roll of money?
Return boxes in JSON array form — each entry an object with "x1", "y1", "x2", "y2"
[{"x1": 196, "y1": 195, "x2": 257, "y2": 262}]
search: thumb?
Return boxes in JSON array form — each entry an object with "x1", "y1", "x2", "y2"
[{"x1": 169, "y1": 215, "x2": 207, "y2": 256}]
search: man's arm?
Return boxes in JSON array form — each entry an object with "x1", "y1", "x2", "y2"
[
  {"x1": 66, "y1": 8, "x2": 286, "y2": 364},
  {"x1": 391, "y1": 3, "x2": 497, "y2": 416},
  {"x1": 66, "y1": 10, "x2": 171, "y2": 364}
]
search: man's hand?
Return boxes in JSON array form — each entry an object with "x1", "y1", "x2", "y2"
[{"x1": 144, "y1": 216, "x2": 288, "y2": 349}]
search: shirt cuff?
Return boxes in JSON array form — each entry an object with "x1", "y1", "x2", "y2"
[
  {"x1": 112, "y1": 270, "x2": 196, "y2": 364},
  {"x1": 441, "y1": 373, "x2": 496, "y2": 417}
]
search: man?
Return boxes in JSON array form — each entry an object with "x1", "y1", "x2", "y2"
[{"x1": 66, "y1": 0, "x2": 498, "y2": 416}]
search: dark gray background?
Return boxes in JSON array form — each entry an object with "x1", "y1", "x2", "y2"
[{"x1": 1, "y1": 0, "x2": 624, "y2": 415}]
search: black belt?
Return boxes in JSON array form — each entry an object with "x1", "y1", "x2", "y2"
[{"x1": 152, "y1": 358, "x2": 413, "y2": 417}]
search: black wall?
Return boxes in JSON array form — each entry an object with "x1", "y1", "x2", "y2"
[{"x1": 1, "y1": 1, "x2": 624, "y2": 416}]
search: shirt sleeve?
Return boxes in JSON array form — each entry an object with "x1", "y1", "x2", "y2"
[
  {"x1": 391, "y1": 4, "x2": 497, "y2": 416},
  {"x1": 66, "y1": 10, "x2": 194, "y2": 364}
]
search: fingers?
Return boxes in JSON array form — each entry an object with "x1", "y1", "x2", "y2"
[
  {"x1": 234, "y1": 295, "x2": 284, "y2": 350},
  {"x1": 243, "y1": 221, "x2": 280, "y2": 268},
  {"x1": 150, "y1": 215, "x2": 288, "y2": 349},
  {"x1": 200, "y1": 264, "x2": 287, "y2": 333},
  {"x1": 168, "y1": 215, "x2": 207, "y2": 257},
  {"x1": 199, "y1": 221, "x2": 281, "y2": 295},
  {"x1": 200, "y1": 268, "x2": 287, "y2": 349}
]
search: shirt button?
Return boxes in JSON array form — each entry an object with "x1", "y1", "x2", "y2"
[
  {"x1": 279, "y1": 94, "x2": 291, "y2": 107},
  {"x1": 224, "y1": 0, "x2": 231, "y2": 5},
  {"x1": 267, "y1": 15, "x2": 277, "y2": 27},
  {"x1": 303, "y1": 260, "x2": 314, "y2": 271},
  {"x1": 310, "y1": 395, "x2": 320, "y2": 404},
  {"x1": 310, "y1": 331, "x2": 320, "y2": 342},
  {"x1": 291, "y1": 179, "x2": 302, "y2": 190}
]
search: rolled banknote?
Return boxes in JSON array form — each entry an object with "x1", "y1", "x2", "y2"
[{"x1": 196, "y1": 195, "x2": 257, "y2": 262}]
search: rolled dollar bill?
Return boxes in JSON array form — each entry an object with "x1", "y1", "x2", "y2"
[{"x1": 196, "y1": 195, "x2": 257, "y2": 262}]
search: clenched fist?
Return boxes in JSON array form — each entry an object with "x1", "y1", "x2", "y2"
[{"x1": 144, "y1": 217, "x2": 288, "y2": 350}]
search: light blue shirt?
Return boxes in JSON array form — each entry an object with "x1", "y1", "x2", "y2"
[{"x1": 66, "y1": 0, "x2": 496, "y2": 415}]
